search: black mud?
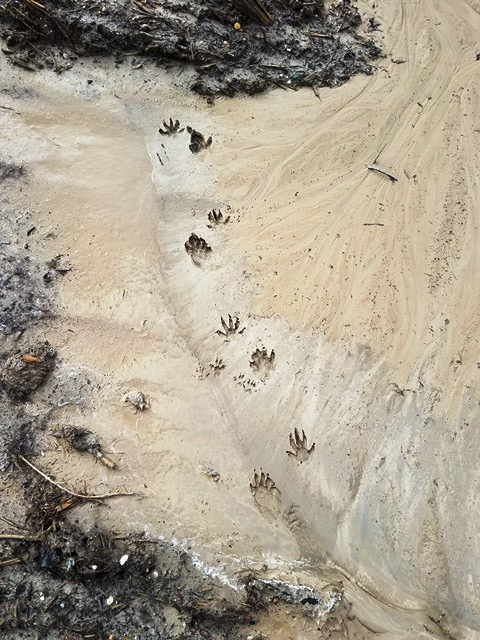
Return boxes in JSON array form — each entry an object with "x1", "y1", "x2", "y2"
[{"x1": 0, "y1": 0, "x2": 380, "y2": 96}]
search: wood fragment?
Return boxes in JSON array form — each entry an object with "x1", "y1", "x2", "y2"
[
  {"x1": 0, "y1": 558, "x2": 22, "y2": 566},
  {"x1": 18, "y1": 455, "x2": 137, "y2": 500},
  {"x1": 363, "y1": 223, "x2": 385, "y2": 226},
  {"x1": 22, "y1": 354, "x2": 44, "y2": 363},
  {"x1": 309, "y1": 32, "x2": 334, "y2": 39},
  {"x1": 366, "y1": 164, "x2": 398, "y2": 182},
  {"x1": 0, "y1": 534, "x2": 40, "y2": 541}
]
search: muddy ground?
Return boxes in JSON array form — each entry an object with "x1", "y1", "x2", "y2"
[
  {"x1": 0, "y1": 2, "x2": 385, "y2": 638},
  {"x1": 0, "y1": 188, "x2": 345, "y2": 639},
  {"x1": 0, "y1": 0, "x2": 380, "y2": 96}
]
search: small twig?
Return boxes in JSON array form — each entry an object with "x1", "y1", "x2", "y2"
[
  {"x1": 0, "y1": 534, "x2": 40, "y2": 541},
  {"x1": 363, "y1": 222, "x2": 385, "y2": 226},
  {"x1": 18, "y1": 455, "x2": 137, "y2": 500},
  {"x1": 0, "y1": 516, "x2": 27, "y2": 530},
  {"x1": 0, "y1": 558, "x2": 22, "y2": 566},
  {"x1": 0, "y1": 104, "x2": 20, "y2": 114},
  {"x1": 366, "y1": 164, "x2": 398, "y2": 182},
  {"x1": 309, "y1": 32, "x2": 334, "y2": 39}
]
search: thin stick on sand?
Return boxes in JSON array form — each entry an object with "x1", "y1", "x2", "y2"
[
  {"x1": 18, "y1": 455, "x2": 137, "y2": 500},
  {"x1": 366, "y1": 164, "x2": 398, "y2": 182}
]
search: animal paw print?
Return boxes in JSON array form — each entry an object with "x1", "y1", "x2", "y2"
[
  {"x1": 159, "y1": 118, "x2": 184, "y2": 135},
  {"x1": 216, "y1": 315, "x2": 245, "y2": 338},
  {"x1": 207, "y1": 208, "x2": 231, "y2": 228},
  {"x1": 250, "y1": 470, "x2": 282, "y2": 522},
  {"x1": 286, "y1": 428, "x2": 315, "y2": 462},
  {"x1": 234, "y1": 373, "x2": 256, "y2": 392},
  {"x1": 209, "y1": 357, "x2": 225, "y2": 376},
  {"x1": 249, "y1": 348, "x2": 275, "y2": 374},
  {"x1": 187, "y1": 126, "x2": 212, "y2": 153},
  {"x1": 250, "y1": 470, "x2": 280, "y2": 497},
  {"x1": 284, "y1": 503, "x2": 305, "y2": 532},
  {"x1": 185, "y1": 233, "x2": 212, "y2": 265}
]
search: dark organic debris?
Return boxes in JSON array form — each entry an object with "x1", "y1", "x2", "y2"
[
  {"x1": 0, "y1": 252, "x2": 51, "y2": 335},
  {"x1": 0, "y1": 341, "x2": 56, "y2": 400},
  {"x1": 159, "y1": 117, "x2": 184, "y2": 135},
  {"x1": 0, "y1": 0, "x2": 381, "y2": 97},
  {"x1": 60, "y1": 425, "x2": 116, "y2": 469},
  {"x1": 234, "y1": 0, "x2": 272, "y2": 25},
  {"x1": 185, "y1": 233, "x2": 212, "y2": 264},
  {"x1": 187, "y1": 126, "x2": 212, "y2": 154},
  {"x1": 43, "y1": 254, "x2": 72, "y2": 285},
  {"x1": 0, "y1": 161, "x2": 24, "y2": 180}
]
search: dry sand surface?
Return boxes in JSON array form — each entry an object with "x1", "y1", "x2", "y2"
[{"x1": 2, "y1": 0, "x2": 480, "y2": 637}]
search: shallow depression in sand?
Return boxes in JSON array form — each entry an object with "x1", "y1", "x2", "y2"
[{"x1": 2, "y1": 1, "x2": 480, "y2": 636}]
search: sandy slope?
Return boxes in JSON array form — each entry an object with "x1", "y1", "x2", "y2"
[{"x1": 2, "y1": 0, "x2": 480, "y2": 637}]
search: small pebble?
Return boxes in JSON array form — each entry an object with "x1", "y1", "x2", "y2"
[
  {"x1": 120, "y1": 554, "x2": 129, "y2": 566},
  {"x1": 106, "y1": 596, "x2": 114, "y2": 606}
]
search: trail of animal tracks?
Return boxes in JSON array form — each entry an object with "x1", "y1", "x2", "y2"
[{"x1": 2, "y1": 0, "x2": 480, "y2": 637}]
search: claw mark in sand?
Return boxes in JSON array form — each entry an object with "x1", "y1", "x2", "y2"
[
  {"x1": 286, "y1": 428, "x2": 315, "y2": 463},
  {"x1": 216, "y1": 315, "x2": 245, "y2": 338},
  {"x1": 159, "y1": 118, "x2": 184, "y2": 135},
  {"x1": 207, "y1": 208, "x2": 231, "y2": 228},
  {"x1": 185, "y1": 233, "x2": 212, "y2": 266}
]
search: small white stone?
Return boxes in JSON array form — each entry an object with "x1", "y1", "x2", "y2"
[
  {"x1": 91, "y1": 565, "x2": 97, "y2": 570},
  {"x1": 151, "y1": 570, "x2": 159, "y2": 579},
  {"x1": 106, "y1": 596, "x2": 114, "y2": 606},
  {"x1": 119, "y1": 554, "x2": 129, "y2": 566}
]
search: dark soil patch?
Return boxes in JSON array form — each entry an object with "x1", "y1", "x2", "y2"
[
  {"x1": 0, "y1": 461, "x2": 256, "y2": 640},
  {"x1": 0, "y1": 341, "x2": 56, "y2": 401},
  {"x1": 0, "y1": 0, "x2": 381, "y2": 96},
  {"x1": 0, "y1": 161, "x2": 24, "y2": 180},
  {"x1": 0, "y1": 252, "x2": 51, "y2": 336}
]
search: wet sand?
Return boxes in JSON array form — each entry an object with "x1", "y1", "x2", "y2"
[{"x1": 2, "y1": 0, "x2": 480, "y2": 637}]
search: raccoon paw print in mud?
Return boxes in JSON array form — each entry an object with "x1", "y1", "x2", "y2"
[
  {"x1": 234, "y1": 373, "x2": 256, "y2": 392},
  {"x1": 284, "y1": 503, "x2": 306, "y2": 533},
  {"x1": 185, "y1": 233, "x2": 212, "y2": 266},
  {"x1": 209, "y1": 357, "x2": 225, "y2": 376},
  {"x1": 249, "y1": 348, "x2": 275, "y2": 375},
  {"x1": 187, "y1": 126, "x2": 212, "y2": 154},
  {"x1": 286, "y1": 428, "x2": 315, "y2": 463},
  {"x1": 216, "y1": 315, "x2": 245, "y2": 339},
  {"x1": 250, "y1": 470, "x2": 282, "y2": 521},
  {"x1": 207, "y1": 208, "x2": 231, "y2": 228},
  {"x1": 197, "y1": 357, "x2": 225, "y2": 380},
  {"x1": 158, "y1": 118, "x2": 184, "y2": 135}
]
